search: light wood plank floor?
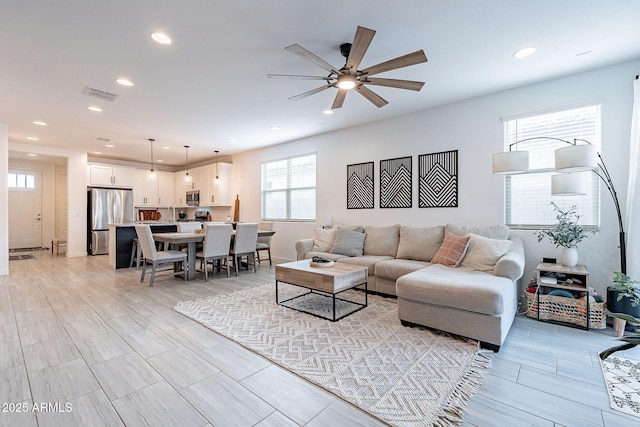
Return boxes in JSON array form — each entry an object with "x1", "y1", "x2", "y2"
[{"x1": 1, "y1": 251, "x2": 638, "y2": 426}]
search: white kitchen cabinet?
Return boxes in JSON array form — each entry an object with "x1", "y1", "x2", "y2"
[
  {"x1": 89, "y1": 163, "x2": 134, "y2": 188},
  {"x1": 174, "y1": 168, "x2": 202, "y2": 206},
  {"x1": 133, "y1": 170, "x2": 174, "y2": 207},
  {"x1": 202, "y1": 163, "x2": 233, "y2": 206}
]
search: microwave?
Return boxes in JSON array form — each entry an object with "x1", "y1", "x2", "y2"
[{"x1": 186, "y1": 190, "x2": 200, "y2": 206}]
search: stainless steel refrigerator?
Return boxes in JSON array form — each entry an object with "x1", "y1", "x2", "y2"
[{"x1": 88, "y1": 187, "x2": 134, "y2": 255}]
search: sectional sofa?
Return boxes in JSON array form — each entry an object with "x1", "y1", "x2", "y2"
[{"x1": 295, "y1": 224, "x2": 525, "y2": 350}]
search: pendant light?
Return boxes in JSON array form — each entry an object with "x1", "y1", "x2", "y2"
[
  {"x1": 148, "y1": 138, "x2": 156, "y2": 177},
  {"x1": 183, "y1": 145, "x2": 192, "y2": 185},
  {"x1": 214, "y1": 150, "x2": 220, "y2": 184}
]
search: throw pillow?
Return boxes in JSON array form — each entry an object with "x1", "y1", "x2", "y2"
[
  {"x1": 330, "y1": 228, "x2": 366, "y2": 257},
  {"x1": 363, "y1": 224, "x2": 401, "y2": 257},
  {"x1": 334, "y1": 223, "x2": 365, "y2": 233},
  {"x1": 460, "y1": 233, "x2": 513, "y2": 273},
  {"x1": 431, "y1": 233, "x2": 470, "y2": 267},
  {"x1": 445, "y1": 224, "x2": 510, "y2": 240},
  {"x1": 396, "y1": 225, "x2": 445, "y2": 261},
  {"x1": 312, "y1": 227, "x2": 337, "y2": 252}
]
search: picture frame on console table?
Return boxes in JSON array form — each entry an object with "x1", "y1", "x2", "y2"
[
  {"x1": 418, "y1": 150, "x2": 458, "y2": 208},
  {"x1": 346, "y1": 162, "x2": 374, "y2": 209},
  {"x1": 380, "y1": 156, "x2": 412, "y2": 208}
]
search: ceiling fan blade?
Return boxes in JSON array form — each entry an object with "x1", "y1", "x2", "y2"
[
  {"x1": 331, "y1": 89, "x2": 347, "y2": 109},
  {"x1": 285, "y1": 44, "x2": 341, "y2": 75},
  {"x1": 346, "y1": 26, "x2": 376, "y2": 71},
  {"x1": 363, "y1": 77, "x2": 425, "y2": 91},
  {"x1": 356, "y1": 85, "x2": 388, "y2": 108},
  {"x1": 360, "y1": 50, "x2": 428, "y2": 77},
  {"x1": 268, "y1": 74, "x2": 331, "y2": 81},
  {"x1": 288, "y1": 84, "x2": 333, "y2": 101}
]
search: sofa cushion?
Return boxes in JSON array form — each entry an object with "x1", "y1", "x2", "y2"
[
  {"x1": 396, "y1": 264, "x2": 513, "y2": 315},
  {"x1": 363, "y1": 224, "x2": 400, "y2": 257},
  {"x1": 445, "y1": 223, "x2": 510, "y2": 240},
  {"x1": 431, "y1": 233, "x2": 470, "y2": 267},
  {"x1": 330, "y1": 228, "x2": 366, "y2": 257},
  {"x1": 374, "y1": 258, "x2": 432, "y2": 281},
  {"x1": 312, "y1": 227, "x2": 337, "y2": 252},
  {"x1": 337, "y1": 255, "x2": 393, "y2": 275},
  {"x1": 460, "y1": 233, "x2": 512, "y2": 273},
  {"x1": 396, "y1": 225, "x2": 444, "y2": 261}
]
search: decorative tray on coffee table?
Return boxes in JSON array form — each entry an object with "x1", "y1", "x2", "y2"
[{"x1": 310, "y1": 256, "x2": 334, "y2": 268}]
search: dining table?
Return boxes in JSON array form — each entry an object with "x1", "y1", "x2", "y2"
[{"x1": 152, "y1": 229, "x2": 276, "y2": 280}]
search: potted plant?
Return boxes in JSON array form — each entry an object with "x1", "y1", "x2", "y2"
[
  {"x1": 535, "y1": 202, "x2": 596, "y2": 267},
  {"x1": 607, "y1": 271, "x2": 640, "y2": 319}
]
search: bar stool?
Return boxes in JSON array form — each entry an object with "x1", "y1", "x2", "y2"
[{"x1": 129, "y1": 238, "x2": 142, "y2": 268}]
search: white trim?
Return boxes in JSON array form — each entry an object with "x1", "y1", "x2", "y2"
[{"x1": 501, "y1": 97, "x2": 606, "y2": 123}]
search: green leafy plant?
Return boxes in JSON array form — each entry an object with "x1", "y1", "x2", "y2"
[
  {"x1": 535, "y1": 202, "x2": 596, "y2": 248},
  {"x1": 610, "y1": 271, "x2": 640, "y2": 307},
  {"x1": 600, "y1": 311, "x2": 640, "y2": 360}
]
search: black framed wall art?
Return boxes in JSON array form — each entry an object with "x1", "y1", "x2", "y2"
[
  {"x1": 380, "y1": 156, "x2": 412, "y2": 208},
  {"x1": 346, "y1": 162, "x2": 374, "y2": 209},
  {"x1": 418, "y1": 150, "x2": 458, "y2": 208}
]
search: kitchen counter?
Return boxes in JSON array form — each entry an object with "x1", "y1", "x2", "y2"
[{"x1": 108, "y1": 223, "x2": 177, "y2": 269}]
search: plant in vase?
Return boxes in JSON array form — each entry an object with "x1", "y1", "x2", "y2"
[
  {"x1": 534, "y1": 202, "x2": 596, "y2": 267},
  {"x1": 607, "y1": 271, "x2": 640, "y2": 319}
]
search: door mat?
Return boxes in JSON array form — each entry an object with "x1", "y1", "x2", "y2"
[{"x1": 9, "y1": 254, "x2": 36, "y2": 261}]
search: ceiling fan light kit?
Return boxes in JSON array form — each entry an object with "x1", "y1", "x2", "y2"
[{"x1": 269, "y1": 26, "x2": 427, "y2": 108}]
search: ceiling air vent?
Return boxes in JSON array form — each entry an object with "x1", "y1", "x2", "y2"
[
  {"x1": 82, "y1": 86, "x2": 119, "y2": 102},
  {"x1": 94, "y1": 136, "x2": 111, "y2": 143}
]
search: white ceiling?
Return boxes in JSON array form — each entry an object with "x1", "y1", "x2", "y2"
[{"x1": 2, "y1": 0, "x2": 640, "y2": 168}]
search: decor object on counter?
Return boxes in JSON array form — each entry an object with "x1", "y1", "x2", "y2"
[
  {"x1": 534, "y1": 202, "x2": 596, "y2": 267},
  {"x1": 174, "y1": 283, "x2": 491, "y2": 427},
  {"x1": 233, "y1": 194, "x2": 240, "y2": 222},
  {"x1": 380, "y1": 156, "x2": 412, "y2": 208},
  {"x1": 492, "y1": 137, "x2": 626, "y2": 274},
  {"x1": 599, "y1": 356, "x2": 640, "y2": 419},
  {"x1": 419, "y1": 150, "x2": 458, "y2": 208},
  {"x1": 347, "y1": 162, "x2": 374, "y2": 209}
]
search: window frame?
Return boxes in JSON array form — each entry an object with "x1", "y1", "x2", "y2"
[{"x1": 261, "y1": 152, "x2": 316, "y2": 222}]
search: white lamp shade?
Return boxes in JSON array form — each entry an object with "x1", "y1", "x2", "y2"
[
  {"x1": 551, "y1": 173, "x2": 588, "y2": 195},
  {"x1": 554, "y1": 144, "x2": 598, "y2": 172},
  {"x1": 492, "y1": 151, "x2": 529, "y2": 174}
]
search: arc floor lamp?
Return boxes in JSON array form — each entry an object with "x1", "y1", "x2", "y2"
[{"x1": 493, "y1": 137, "x2": 626, "y2": 274}]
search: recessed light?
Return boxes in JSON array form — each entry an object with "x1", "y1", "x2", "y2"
[
  {"x1": 88, "y1": 106, "x2": 102, "y2": 112},
  {"x1": 514, "y1": 47, "x2": 537, "y2": 58},
  {"x1": 28, "y1": 153, "x2": 38, "y2": 157},
  {"x1": 33, "y1": 120, "x2": 47, "y2": 126},
  {"x1": 27, "y1": 136, "x2": 39, "y2": 141},
  {"x1": 157, "y1": 159, "x2": 164, "y2": 163},
  {"x1": 322, "y1": 109, "x2": 334, "y2": 115},
  {"x1": 230, "y1": 139, "x2": 237, "y2": 143},
  {"x1": 116, "y1": 78, "x2": 134, "y2": 87},
  {"x1": 105, "y1": 144, "x2": 114, "y2": 148},
  {"x1": 94, "y1": 151, "x2": 102, "y2": 155},
  {"x1": 150, "y1": 32, "x2": 172, "y2": 45},
  {"x1": 270, "y1": 126, "x2": 280, "y2": 131},
  {"x1": 162, "y1": 146, "x2": 170, "y2": 150}
]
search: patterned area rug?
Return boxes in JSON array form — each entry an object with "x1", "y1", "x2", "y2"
[
  {"x1": 174, "y1": 283, "x2": 492, "y2": 426},
  {"x1": 600, "y1": 356, "x2": 640, "y2": 418}
]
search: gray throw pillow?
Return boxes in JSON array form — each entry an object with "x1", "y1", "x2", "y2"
[{"x1": 330, "y1": 228, "x2": 366, "y2": 257}]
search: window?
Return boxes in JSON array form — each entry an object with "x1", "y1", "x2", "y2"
[
  {"x1": 8, "y1": 173, "x2": 36, "y2": 189},
  {"x1": 504, "y1": 104, "x2": 601, "y2": 228},
  {"x1": 261, "y1": 153, "x2": 316, "y2": 221}
]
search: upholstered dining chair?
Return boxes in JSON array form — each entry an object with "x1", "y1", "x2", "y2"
[
  {"x1": 256, "y1": 221, "x2": 274, "y2": 265},
  {"x1": 229, "y1": 222, "x2": 258, "y2": 276},
  {"x1": 196, "y1": 223, "x2": 233, "y2": 281},
  {"x1": 135, "y1": 224, "x2": 187, "y2": 286},
  {"x1": 175, "y1": 222, "x2": 203, "y2": 250}
]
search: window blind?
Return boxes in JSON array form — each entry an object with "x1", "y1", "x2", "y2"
[
  {"x1": 261, "y1": 153, "x2": 316, "y2": 221},
  {"x1": 505, "y1": 105, "x2": 601, "y2": 228}
]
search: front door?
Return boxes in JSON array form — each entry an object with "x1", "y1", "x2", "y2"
[{"x1": 8, "y1": 169, "x2": 42, "y2": 249}]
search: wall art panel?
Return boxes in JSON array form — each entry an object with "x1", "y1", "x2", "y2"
[
  {"x1": 419, "y1": 150, "x2": 458, "y2": 208},
  {"x1": 380, "y1": 156, "x2": 412, "y2": 208},
  {"x1": 347, "y1": 162, "x2": 374, "y2": 209}
]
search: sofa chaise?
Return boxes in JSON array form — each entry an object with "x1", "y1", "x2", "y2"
[{"x1": 295, "y1": 223, "x2": 525, "y2": 350}]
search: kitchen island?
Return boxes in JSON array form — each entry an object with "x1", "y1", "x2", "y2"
[{"x1": 108, "y1": 222, "x2": 177, "y2": 269}]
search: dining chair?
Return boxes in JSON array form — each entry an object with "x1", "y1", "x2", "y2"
[
  {"x1": 256, "y1": 221, "x2": 274, "y2": 265},
  {"x1": 196, "y1": 223, "x2": 233, "y2": 281},
  {"x1": 229, "y1": 222, "x2": 258, "y2": 276},
  {"x1": 175, "y1": 222, "x2": 203, "y2": 250},
  {"x1": 135, "y1": 224, "x2": 188, "y2": 286}
]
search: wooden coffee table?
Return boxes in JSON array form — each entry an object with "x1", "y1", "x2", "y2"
[{"x1": 275, "y1": 260, "x2": 368, "y2": 321}]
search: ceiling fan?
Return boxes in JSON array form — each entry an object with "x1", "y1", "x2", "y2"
[{"x1": 268, "y1": 26, "x2": 428, "y2": 109}]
